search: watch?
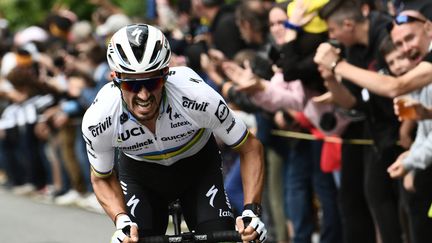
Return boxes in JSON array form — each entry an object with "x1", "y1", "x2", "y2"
[
  {"x1": 331, "y1": 57, "x2": 343, "y2": 74},
  {"x1": 243, "y1": 203, "x2": 263, "y2": 217}
]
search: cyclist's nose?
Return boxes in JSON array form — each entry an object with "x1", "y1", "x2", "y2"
[{"x1": 136, "y1": 85, "x2": 151, "y2": 97}]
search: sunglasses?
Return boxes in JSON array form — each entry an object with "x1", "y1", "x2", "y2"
[
  {"x1": 114, "y1": 76, "x2": 165, "y2": 93},
  {"x1": 387, "y1": 14, "x2": 426, "y2": 32}
]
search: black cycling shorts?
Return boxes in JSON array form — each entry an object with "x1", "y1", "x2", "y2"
[{"x1": 117, "y1": 136, "x2": 235, "y2": 236}]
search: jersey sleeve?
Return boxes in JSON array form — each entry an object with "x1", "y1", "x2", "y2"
[
  {"x1": 81, "y1": 83, "x2": 118, "y2": 177},
  {"x1": 212, "y1": 109, "x2": 250, "y2": 149}
]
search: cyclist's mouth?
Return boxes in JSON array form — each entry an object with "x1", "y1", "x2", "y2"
[{"x1": 135, "y1": 99, "x2": 151, "y2": 107}]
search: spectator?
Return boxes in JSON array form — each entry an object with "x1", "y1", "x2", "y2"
[
  {"x1": 316, "y1": 0, "x2": 404, "y2": 243},
  {"x1": 191, "y1": 0, "x2": 247, "y2": 59},
  {"x1": 224, "y1": 1, "x2": 342, "y2": 243}
]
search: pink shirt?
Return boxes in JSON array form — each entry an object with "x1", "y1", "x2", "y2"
[{"x1": 250, "y1": 72, "x2": 305, "y2": 112}]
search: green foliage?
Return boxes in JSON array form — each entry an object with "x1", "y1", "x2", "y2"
[
  {"x1": 112, "y1": 0, "x2": 146, "y2": 19},
  {"x1": 0, "y1": 0, "x2": 146, "y2": 31},
  {"x1": 0, "y1": 0, "x2": 55, "y2": 30}
]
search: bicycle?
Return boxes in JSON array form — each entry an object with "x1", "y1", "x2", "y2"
[{"x1": 137, "y1": 200, "x2": 243, "y2": 243}]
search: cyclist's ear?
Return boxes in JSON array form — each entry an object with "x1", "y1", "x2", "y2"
[{"x1": 111, "y1": 71, "x2": 117, "y2": 79}]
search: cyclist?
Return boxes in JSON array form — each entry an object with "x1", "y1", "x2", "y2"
[{"x1": 81, "y1": 24, "x2": 267, "y2": 243}]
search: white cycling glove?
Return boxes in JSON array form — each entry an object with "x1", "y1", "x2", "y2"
[
  {"x1": 111, "y1": 214, "x2": 138, "y2": 243},
  {"x1": 241, "y1": 209, "x2": 268, "y2": 242}
]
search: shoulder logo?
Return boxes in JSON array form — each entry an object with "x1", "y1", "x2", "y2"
[
  {"x1": 182, "y1": 96, "x2": 210, "y2": 112},
  {"x1": 88, "y1": 116, "x2": 112, "y2": 137},
  {"x1": 226, "y1": 118, "x2": 236, "y2": 134},
  {"x1": 215, "y1": 100, "x2": 229, "y2": 123},
  {"x1": 189, "y1": 77, "x2": 201, "y2": 83}
]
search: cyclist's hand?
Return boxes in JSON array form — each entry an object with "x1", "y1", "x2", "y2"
[
  {"x1": 111, "y1": 214, "x2": 139, "y2": 243},
  {"x1": 236, "y1": 209, "x2": 267, "y2": 243}
]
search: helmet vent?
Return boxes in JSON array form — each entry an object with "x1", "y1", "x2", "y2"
[
  {"x1": 149, "y1": 40, "x2": 161, "y2": 64},
  {"x1": 162, "y1": 49, "x2": 171, "y2": 66},
  {"x1": 119, "y1": 64, "x2": 134, "y2": 72},
  {"x1": 107, "y1": 54, "x2": 114, "y2": 65},
  {"x1": 132, "y1": 44, "x2": 145, "y2": 63},
  {"x1": 116, "y1": 44, "x2": 130, "y2": 65},
  {"x1": 108, "y1": 43, "x2": 114, "y2": 54},
  {"x1": 146, "y1": 60, "x2": 162, "y2": 71}
]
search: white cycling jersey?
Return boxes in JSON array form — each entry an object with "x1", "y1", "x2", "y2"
[{"x1": 82, "y1": 66, "x2": 248, "y2": 177}]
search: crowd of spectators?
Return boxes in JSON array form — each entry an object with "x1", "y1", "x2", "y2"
[{"x1": 0, "y1": 0, "x2": 431, "y2": 242}]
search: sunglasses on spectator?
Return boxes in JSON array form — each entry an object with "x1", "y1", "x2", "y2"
[
  {"x1": 114, "y1": 76, "x2": 165, "y2": 93},
  {"x1": 386, "y1": 14, "x2": 427, "y2": 32}
]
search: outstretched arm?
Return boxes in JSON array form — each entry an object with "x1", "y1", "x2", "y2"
[
  {"x1": 316, "y1": 64, "x2": 357, "y2": 109},
  {"x1": 334, "y1": 60, "x2": 432, "y2": 97},
  {"x1": 314, "y1": 42, "x2": 432, "y2": 97}
]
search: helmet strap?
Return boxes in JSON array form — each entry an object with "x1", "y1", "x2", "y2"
[{"x1": 111, "y1": 71, "x2": 122, "y2": 89}]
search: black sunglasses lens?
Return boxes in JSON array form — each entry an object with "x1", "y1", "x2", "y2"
[
  {"x1": 120, "y1": 77, "x2": 164, "y2": 93},
  {"x1": 142, "y1": 77, "x2": 163, "y2": 91}
]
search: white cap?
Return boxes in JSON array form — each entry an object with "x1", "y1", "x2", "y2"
[
  {"x1": 96, "y1": 14, "x2": 131, "y2": 37},
  {"x1": 71, "y1": 20, "x2": 93, "y2": 42},
  {"x1": 14, "y1": 26, "x2": 48, "y2": 46}
]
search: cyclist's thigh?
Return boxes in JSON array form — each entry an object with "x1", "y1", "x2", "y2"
[
  {"x1": 180, "y1": 140, "x2": 235, "y2": 233},
  {"x1": 119, "y1": 176, "x2": 169, "y2": 236}
]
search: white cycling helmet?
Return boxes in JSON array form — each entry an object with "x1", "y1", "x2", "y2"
[{"x1": 107, "y1": 24, "x2": 171, "y2": 74}]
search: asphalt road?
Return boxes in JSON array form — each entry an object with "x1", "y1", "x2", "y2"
[
  {"x1": 0, "y1": 188, "x2": 112, "y2": 243},
  {"x1": 0, "y1": 187, "x2": 322, "y2": 243}
]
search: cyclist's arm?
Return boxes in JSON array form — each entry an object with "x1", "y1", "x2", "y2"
[
  {"x1": 233, "y1": 132, "x2": 264, "y2": 205},
  {"x1": 334, "y1": 60, "x2": 432, "y2": 98},
  {"x1": 91, "y1": 170, "x2": 127, "y2": 222}
]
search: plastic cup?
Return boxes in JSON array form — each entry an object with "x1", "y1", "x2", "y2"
[{"x1": 396, "y1": 97, "x2": 417, "y2": 120}]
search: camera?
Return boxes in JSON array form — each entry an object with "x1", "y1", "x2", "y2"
[{"x1": 319, "y1": 112, "x2": 337, "y2": 131}]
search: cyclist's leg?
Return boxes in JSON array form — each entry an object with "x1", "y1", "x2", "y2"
[
  {"x1": 118, "y1": 154, "x2": 170, "y2": 237},
  {"x1": 120, "y1": 179, "x2": 169, "y2": 236},
  {"x1": 179, "y1": 137, "x2": 235, "y2": 233}
]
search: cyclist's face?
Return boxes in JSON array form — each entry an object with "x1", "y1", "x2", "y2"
[{"x1": 120, "y1": 70, "x2": 165, "y2": 124}]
